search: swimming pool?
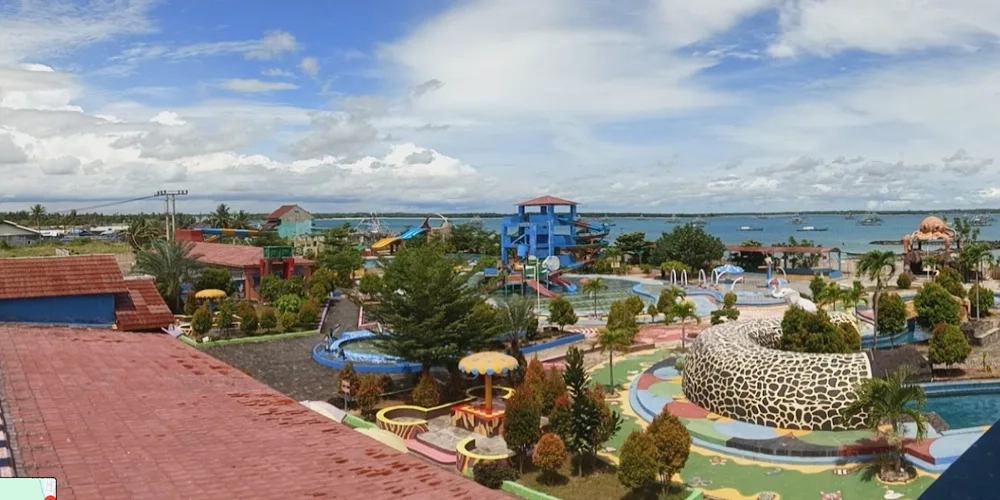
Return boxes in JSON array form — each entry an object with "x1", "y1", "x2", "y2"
[{"x1": 920, "y1": 383, "x2": 1000, "y2": 429}]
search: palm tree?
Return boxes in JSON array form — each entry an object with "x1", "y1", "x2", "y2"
[
  {"x1": 231, "y1": 210, "x2": 252, "y2": 230},
  {"x1": 841, "y1": 280, "x2": 867, "y2": 311},
  {"x1": 841, "y1": 366, "x2": 927, "y2": 479},
  {"x1": 125, "y1": 217, "x2": 161, "y2": 250},
  {"x1": 581, "y1": 278, "x2": 607, "y2": 317},
  {"x1": 819, "y1": 282, "x2": 842, "y2": 309},
  {"x1": 29, "y1": 204, "x2": 46, "y2": 229},
  {"x1": 667, "y1": 299, "x2": 700, "y2": 348},
  {"x1": 497, "y1": 295, "x2": 536, "y2": 361},
  {"x1": 857, "y1": 250, "x2": 897, "y2": 354},
  {"x1": 208, "y1": 203, "x2": 232, "y2": 228},
  {"x1": 134, "y1": 240, "x2": 203, "y2": 311},
  {"x1": 596, "y1": 327, "x2": 633, "y2": 394}
]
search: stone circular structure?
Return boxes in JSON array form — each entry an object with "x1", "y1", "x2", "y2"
[{"x1": 682, "y1": 314, "x2": 872, "y2": 430}]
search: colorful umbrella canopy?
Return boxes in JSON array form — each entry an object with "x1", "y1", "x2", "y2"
[
  {"x1": 459, "y1": 352, "x2": 519, "y2": 376},
  {"x1": 194, "y1": 289, "x2": 227, "y2": 300}
]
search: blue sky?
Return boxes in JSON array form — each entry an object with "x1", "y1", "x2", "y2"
[{"x1": 1, "y1": 0, "x2": 1000, "y2": 214}]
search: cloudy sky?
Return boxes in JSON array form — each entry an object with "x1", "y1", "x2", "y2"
[{"x1": 2, "y1": 0, "x2": 999, "y2": 214}]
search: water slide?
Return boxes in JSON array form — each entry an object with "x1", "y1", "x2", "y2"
[
  {"x1": 399, "y1": 227, "x2": 427, "y2": 240},
  {"x1": 549, "y1": 275, "x2": 576, "y2": 293},
  {"x1": 371, "y1": 237, "x2": 399, "y2": 250},
  {"x1": 525, "y1": 279, "x2": 557, "y2": 298}
]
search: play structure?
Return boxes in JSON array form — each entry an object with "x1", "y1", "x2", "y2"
[
  {"x1": 175, "y1": 227, "x2": 260, "y2": 243},
  {"x1": 368, "y1": 215, "x2": 452, "y2": 254},
  {"x1": 903, "y1": 216, "x2": 959, "y2": 274},
  {"x1": 493, "y1": 196, "x2": 610, "y2": 295}
]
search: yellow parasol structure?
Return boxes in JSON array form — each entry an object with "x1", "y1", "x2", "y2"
[
  {"x1": 194, "y1": 289, "x2": 227, "y2": 300},
  {"x1": 459, "y1": 351, "x2": 518, "y2": 413}
]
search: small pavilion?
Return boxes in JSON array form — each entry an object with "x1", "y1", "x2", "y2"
[{"x1": 725, "y1": 245, "x2": 842, "y2": 279}]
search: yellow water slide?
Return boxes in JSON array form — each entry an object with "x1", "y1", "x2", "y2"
[{"x1": 371, "y1": 237, "x2": 400, "y2": 251}]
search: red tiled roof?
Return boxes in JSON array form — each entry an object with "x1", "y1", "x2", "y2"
[
  {"x1": 265, "y1": 204, "x2": 299, "y2": 220},
  {"x1": 188, "y1": 241, "x2": 314, "y2": 268},
  {"x1": 115, "y1": 280, "x2": 175, "y2": 331},
  {"x1": 517, "y1": 195, "x2": 577, "y2": 206},
  {"x1": 0, "y1": 255, "x2": 126, "y2": 300},
  {"x1": 0, "y1": 326, "x2": 504, "y2": 500}
]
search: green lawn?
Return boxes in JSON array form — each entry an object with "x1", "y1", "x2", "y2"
[{"x1": 0, "y1": 240, "x2": 132, "y2": 258}]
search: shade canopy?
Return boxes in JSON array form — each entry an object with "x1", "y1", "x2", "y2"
[
  {"x1": 459, "y1": 352, "x2": 519, "y2": 376},
  {"x1": 714, "y1": 264, "x2": 745, "y2": 275},
  {"x1": 194, "y1": 289, "x2": 227, "y2": 300}
]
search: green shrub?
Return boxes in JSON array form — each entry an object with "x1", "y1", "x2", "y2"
[
  {"x1": 896, "y1": 273, "x2": 913, "y2": 289},
  {"x1": 934, "y1": 267, "x2": 966, "y2": 297},
  {"x1": 547, "y1": 394, "x2": 573, "y2": 443},
  {"x1": 183, "y1": 292, "x2": 199, "y2": 315},
  {"x1": 297, "y1": 298, "x2": 321, "y2": 326},
  {"x1": 239, "y1": 313, "x2": 259, "y2": 337},
  {"x1": 473, "y1": 460, "x2": 518, "y2": 489},
  {"x1": 194, "y1": 268, "x2": 233, "y2": 294},
  {"x1": 503, "y1": 385, "x2": 541, "y2": 472},
  {"x1": 411, "y1": 373, "x2": 440, "y2": 407},
  {"x1": 215, "y1": 300, "x2": 236, "y2": 331},
  {"x1": 274, "y1": 294, "x2": 304, "y2": 314},
  {"x1": 278, "y1": 311, "x2": 298, "y2": 333},
  {"x1": 915, "y1": 282, "x2": 962, "y2": 330},
  {"x1": 547, "y1": 296, "x2": 578, "y2": 329},
  {"x1": 355, "y1": 375, "x2": 386, "y2": 421},
  {"x1": 237, "y1": 300, "x2": 256, "y2": 319},
  {"x1": 779, "y1": 308, "x2": 858, "y2": 354},
  {"x1": 191, "y1": 306, "x2": 213, "y2": 335},
  {"x1": 258, "y1": 307, "x2": 278, "y2": 332},
  {"x1": 618, "y1": 430, "x2": 660, "y2": 490},
  {"x1": 646, "y1": 408, "x2": 692, "y2": 483},
  {"x1": 969, "y1": 284, "x2": 994, "y2": 317},
  {"x1": 929, "y1": 323, "x2": 972, "y2": 368}
]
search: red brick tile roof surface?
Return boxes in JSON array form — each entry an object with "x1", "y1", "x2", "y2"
[
  {"x1": 265, "y1": 204, "x2": 298, "y2": 220},
  {"x1": 115, "y1": 280, "x2": 175, "y2": 332},
  {"x1": 0, "y1": 326, "x2": 505, "y2": 500},
  {"x1": 517, "y1": 195, "x2": 577, "y2": 206},
  {"x1": 0, "y1": 255, "x2": 126, "y2": 300}
]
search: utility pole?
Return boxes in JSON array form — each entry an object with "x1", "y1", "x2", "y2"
[{"x1": 155, "y1": 190, "x2": 188, "y2": 241}]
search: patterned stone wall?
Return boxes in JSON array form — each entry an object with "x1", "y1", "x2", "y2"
[{"x1": 682, "y1": 314, "x2": 872, "y2": 430}]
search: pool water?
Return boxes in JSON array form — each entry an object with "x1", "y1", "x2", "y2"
[
  {"x1": 922, "y1": 392, "x2": 1000, "y2": 429},
  {"x1": 344, "y1": 338, "x2": 386, "y2": 355}
]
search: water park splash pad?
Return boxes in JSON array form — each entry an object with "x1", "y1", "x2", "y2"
[
  {"x1": 626, "y1": 317, "x2": 992, "y2": 473},
  {"x1": 312, "y1": 329, "x2": 423, "y2": 374}
]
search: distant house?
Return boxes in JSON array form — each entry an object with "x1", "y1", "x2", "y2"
[
  {"x1": 0, "y1": 220, "x2": 41, "y2": 246},
  {"x1": 262, "y1": 205, "x2": 314, "y2": 239},
  {"x1": 186, "y1": 241, "x2": 314, "y2": 301},
  {"x1": 0, "y1": 255, "x2": 173, "y2": 330}
]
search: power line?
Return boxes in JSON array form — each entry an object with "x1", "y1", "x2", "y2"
[{"x1": 50, "y1": 195, "x2": 160, "y2": 215}]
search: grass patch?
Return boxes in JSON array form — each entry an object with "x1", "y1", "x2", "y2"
[
  {"x1": 518, "y1": 459, "x2": 690, "y2": 500},
  {"x1": 182, "y1": 329, "x2": 319, "y2": 348},
  {"x1": 0, "y1": 240, "x2": 132, "y2": 258}
]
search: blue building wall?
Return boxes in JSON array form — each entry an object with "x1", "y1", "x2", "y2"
[
  {"x1": 276, "y1": 220, "x2": 313, "y2": 239},
  {"x1": 0, "y1": 294, "x2": 116, "y2": 326}
]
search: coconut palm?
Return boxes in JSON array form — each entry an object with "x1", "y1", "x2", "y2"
[
  {"x1": 581, "y1": 277, "x2": 607, "y2": 316},
  {"x1": 231, "y1": 210, "x2": 252, "y2": 230},
  {"x1": 134, "y1": 240, "x2": 203, "y2": 311},
  {"x1": 857, "y1": 250, "x2": 897, "y2": 354},
  {"x1": 819, "y1": 282, "x2": 843, "y2": 309},
  {"x1": 124, "y1": 217, "x2": 162, "y2": 250},
  {"x1": 208, "y1": 203, "x2": 232, "y2": 228},
  {"x1": 840, "y1": 366, "x2": 927, "y2": 479},
  {"x1": 596, "y1": 327, "x2": 633, "y2": 394},
  {"x1": 496, "y1": 295, "x2": 536, "y2": 361},
  {"x1": 667, "y1": 299, "x2": 700, "y2": 348},
  {"x1": 29, "y1": 204, "x2": 46, "y2": 229}
]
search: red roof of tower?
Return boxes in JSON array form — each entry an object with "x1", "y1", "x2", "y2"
[
  {"x1": 0, "y1": 325, "x2": 505, "y2": 499},
  {"x1": 115, "y1": 279, "x2": 175, "y2": 331},
  {"x1": 517, "y1": 195, "x2": 577, "y2": 206},
  {"x1": 0, "y1": 255, "x2": 126, "y2": 300}
]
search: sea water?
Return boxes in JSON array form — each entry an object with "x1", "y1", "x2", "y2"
[{"x1": 317, "y1": 214, "x2": 1000, "y2": 254}]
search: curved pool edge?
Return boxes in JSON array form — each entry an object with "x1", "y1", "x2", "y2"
[{"x1": 312, "y1": 342, "x2": 424, "y2": 374}]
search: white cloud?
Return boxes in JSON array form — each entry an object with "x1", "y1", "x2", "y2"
[
  {"x1": 378, "y1": 0, "x2": 730, "y2": 122},
  {"x1": 300, "y1": 57, "x2": 320, "y2": 78},
  {"x1": 769, "y1": 0, "x2": 1000, "y2": 58},
  {"x1": 219, "y1": 79, "x2": 298, "y2": 93},
  {"x1": 262, "y1": 68, "x2": 296, "y2": 78},
  {"x1": 0, "y1": 134, "x2": 28, "y2": 164}
]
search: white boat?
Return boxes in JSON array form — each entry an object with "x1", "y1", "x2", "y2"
[
  {"x1": 797, "y1": 226, "x2": 828, "y2": 232},
  {"x1": 739, "y1": 225, "x2": 763, "y2": 231}
]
